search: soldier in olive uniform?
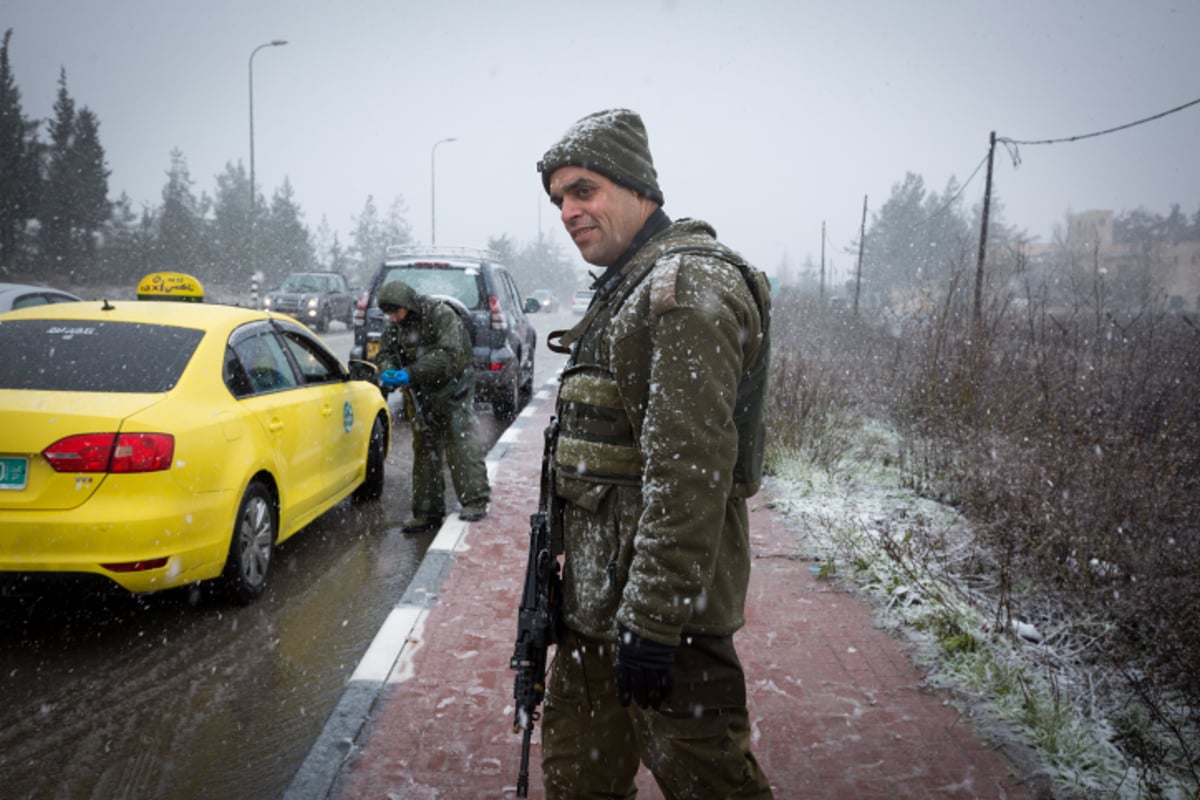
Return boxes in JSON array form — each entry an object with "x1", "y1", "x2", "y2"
[
  {"x1": 536, "y1": 109, "x2": 774, "y2": 798},
  {"x1": 376, "y1": 280, "x2": 490, "y2": 532}
]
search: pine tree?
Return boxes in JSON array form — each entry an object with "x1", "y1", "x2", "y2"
[
  {"x1": 313, "y1": 215, "x2": 334, "y2": 269},
  {"x1": 487, "y1": 233, "x2": 516, "y2": 264},
  {"x1": 38, "y1": 68, "x2": 75, "y2": 277},
  {"x1": 156, "y1": 148, "x2": 204, "y2": 274},
  {"x1": 351, "y1": 195, "x2": 384, "y2": 276},
  {"x1": 313, "y1": 215, "x2": 355, "y2": 280},
  {"x1": 68, "y1": 107, "x2": 110, "y2": 267},
  {"x1": 1162, "y1": 203, "x2": 1189, "y2": 243},
  {"x1": 863, "y1": 172, "x2": 928, "y2": 295},
  {"x1": 259, "y1": 177, "x2": 314, "y2": 287},
  {"x1": 210, "y1": 160, "x2": 251, "y2": 285},
  {"x1": 0, "y1": 28, "x2": 41, "y2": 273},
  {"x1": 327, "y1": 232, "x2": 352, "y2": 279},
  {"x1": 98, "y1": 192, "x2": 151, "y2": 285},
  {"x1": 382, "y1": 196, "x2": 413, "y2": 253},
  {"x1": 350, "y1": 194, "x2": 411, "y2": 279}
]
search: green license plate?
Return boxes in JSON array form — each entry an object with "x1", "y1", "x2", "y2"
[{"x1": 0, "y1": 456, "x2": 29, "y2": 490}]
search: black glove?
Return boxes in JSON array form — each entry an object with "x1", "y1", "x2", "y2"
[{"x1": 615, "y1": 624, "x2": 677, "y2": 710}]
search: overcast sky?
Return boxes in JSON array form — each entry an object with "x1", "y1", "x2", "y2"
[{"x1": 4, "y1": 0, "x2": 1198, "y2": 283}]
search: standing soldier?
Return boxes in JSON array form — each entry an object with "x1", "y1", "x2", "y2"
[
  {"x1": 376, "y1": 281, "x2": 490, "y2": 531},
  {"x1": 535, "y1": 108, "x2": 774, "y2": 798}
]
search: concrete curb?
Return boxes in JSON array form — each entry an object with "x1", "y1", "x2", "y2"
[{"x1": 283, "y1": 382, "x2": 553, "y2": 800}]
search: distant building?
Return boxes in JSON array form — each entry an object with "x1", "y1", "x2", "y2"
[{"x1": 1024, "y1": 210, "x2": 1200, "y2": 311}]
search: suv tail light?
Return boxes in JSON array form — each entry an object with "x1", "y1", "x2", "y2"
[
  {"x1": 488, "y1": 295, "x2": 507, "y2": 331},
  {"x1": 43, "y1": 433, "x2": 175, "y2": 473},
  {"x1": 353, "y1": 291, "x2": 369, "y2": 328}
]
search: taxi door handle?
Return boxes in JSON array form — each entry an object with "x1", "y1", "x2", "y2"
[
  {"x1": 267, "y1": 419, "x2": 284, "y2": 432},
  {"x1": 319, "y1": 403, "x2": 333, "y2": 417}
]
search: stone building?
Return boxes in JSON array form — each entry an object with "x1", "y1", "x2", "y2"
[{"x1": 1024, "y1": 209, "x2": 1200, "y2": 311}]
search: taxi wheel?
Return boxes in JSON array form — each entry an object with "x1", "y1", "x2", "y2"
[
  {"x1": 352, "y1": 415, "x2": 387, "y2": 502},
  {"x1": 222, "y1": 480, "x2": 276, "y2": 605}
]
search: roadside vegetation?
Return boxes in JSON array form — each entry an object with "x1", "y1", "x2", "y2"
[{"x1": 764, "y1": 228, "x2": 1199, "y2": 797}]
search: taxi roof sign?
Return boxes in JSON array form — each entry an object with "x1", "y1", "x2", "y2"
[{"x1": 137, "y1": 272, "x2": 205, "y2": 302}]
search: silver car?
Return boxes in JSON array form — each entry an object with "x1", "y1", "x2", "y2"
[
  {"x1": 570, "y1": 288, "x2": 595, "y2": 315},
  {"x1": 0, "y1": 282, "x2": 83, "y2": 312}
]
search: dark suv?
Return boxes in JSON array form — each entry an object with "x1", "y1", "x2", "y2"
[
  {"x1": 351, "y1": 246, "x2": 539, "y2": 419},
  {"x1": 262, "y1": 271, "x2": 355, "y2": 333}
]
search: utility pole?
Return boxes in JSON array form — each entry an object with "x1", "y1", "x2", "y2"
[
  {"x1": 820, "y1": 220, "x2": 826, "y2": 301},
  {"x1": 974, "y1": 130, "x2": 996, "y2": 326},
  {"x1": 854, "y1": 195, "x2": 867, "y2": 315}
]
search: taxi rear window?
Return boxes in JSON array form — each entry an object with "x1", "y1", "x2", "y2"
[{"x1": 0, "y1": 319, "x2": 204, "y2": 393}]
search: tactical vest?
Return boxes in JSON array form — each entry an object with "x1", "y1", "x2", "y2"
[{"x1": 551, "y1": 224, "x2": 771, "y2": 499}]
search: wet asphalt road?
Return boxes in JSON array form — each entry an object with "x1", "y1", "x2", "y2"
[{"x1": 0, "y1": 311, "x2": 572, "y2": 800}]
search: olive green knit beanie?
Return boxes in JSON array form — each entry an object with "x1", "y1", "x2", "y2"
[{"x1": 538, "y1": 108, "x2": 664, "y2": 205}]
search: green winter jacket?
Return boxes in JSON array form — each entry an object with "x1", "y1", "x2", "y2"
[
  {"x1": 376, "y1": 281, "x2": 474, "y2": 405},
  {"x1": 552, "y1": 218, "x2": 771, "y2": 647}
]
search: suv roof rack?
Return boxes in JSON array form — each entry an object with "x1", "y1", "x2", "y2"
[{"x1": 384, "y1": 244, "x2": 500, "y2": 263}]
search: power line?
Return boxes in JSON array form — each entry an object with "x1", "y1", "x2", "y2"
[
  {"x1": 999, "y1": 94, "x2": 1200, "y2": 147},
  {"x1": 929, "y1": 151, "x2": 990, "y2": 219},
  {"x1": 971, "y1": 94, "x2": 1199, "y2": 325}
]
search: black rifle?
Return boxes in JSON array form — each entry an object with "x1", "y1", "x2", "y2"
[
  {"x1": 509, "y1": 416, "x2": 562, "y2": 797},
  {"x1": 382, "y1": 351, "x2": 426, "y2": 433},
  {"x1": 401, "y1": 385, "x2": 428, "y2": 433}
]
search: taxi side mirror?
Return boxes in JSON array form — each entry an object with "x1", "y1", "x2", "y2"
[{"x1": 347, "y1": 359, "x2": 379, "y2": 382}]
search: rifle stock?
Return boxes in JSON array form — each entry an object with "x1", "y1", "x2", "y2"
[
  {"x1": 509, "y1": 418, "x2": 562, "y2": 797},
  {"x1": 383, "y1": 347, "x2": 425, "y2": 433},
  {"x1": 400, "y1": 386, "x2": 428, "y2": 432}
]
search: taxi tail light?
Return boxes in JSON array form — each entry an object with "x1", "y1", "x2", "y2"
[
  {"x1": 43, "y1": 433, "x2": 175, "y2": 473},
  {"x1": 488, "y1": 295, "x2": 507, "y2": 331}
]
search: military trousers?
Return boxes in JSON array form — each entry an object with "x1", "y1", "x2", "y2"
[
  {"x1": 409, "y1": 390, "x2": 490, "y2": 518},
  {"x1": 541, "y1": 627, "x2": 774, "y2": 799}
]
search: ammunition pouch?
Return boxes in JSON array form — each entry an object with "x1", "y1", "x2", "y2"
[{"x1": 554, "y1": 365, "x2": 642, "y2": 488}]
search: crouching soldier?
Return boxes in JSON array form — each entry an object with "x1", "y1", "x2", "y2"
[{"x1": 376, "y1": 280, "x2": 490, "y2": 531}]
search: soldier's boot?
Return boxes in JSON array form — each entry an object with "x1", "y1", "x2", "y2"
[{"x1": 401, "y1": 515, "x2": 444, "y2": 533}]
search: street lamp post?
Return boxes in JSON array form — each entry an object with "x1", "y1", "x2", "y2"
[
  {"x1": 430, "y1": 137, "x2": 457, "y2": 246},
  {"x1": 249, "y1": 39, "x2": 288, "y2": 280}
]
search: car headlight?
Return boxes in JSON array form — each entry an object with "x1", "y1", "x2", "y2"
[
  {"x1": 263, "y1": 296, "x2": 273, "y2": 308},
  {"x1": 306, "y1": 297, "x2": 319, "y2": 309}
]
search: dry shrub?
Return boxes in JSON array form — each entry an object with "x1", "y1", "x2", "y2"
[
  {"x1": 765, "y1": 292, "x2": 890, "y2": 473},
  {"x1": 891, "y1": 296, "x2": 1200, "y2": 783},
  {"x1": 768, "y1": 282, "x2": 1200, "y2": 784}
]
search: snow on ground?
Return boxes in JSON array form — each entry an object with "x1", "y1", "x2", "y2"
[{"x1": 763, "y1": 429, "x2": 1195, "y2": 800}]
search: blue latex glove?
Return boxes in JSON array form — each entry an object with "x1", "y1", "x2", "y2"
[{"x1": 380, "y1": 369, "x2": 410, "y2": 388}]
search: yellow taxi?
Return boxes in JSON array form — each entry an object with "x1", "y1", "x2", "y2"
[{"x1": 0, "y1": 297, "x2": 388, "y2": 603}]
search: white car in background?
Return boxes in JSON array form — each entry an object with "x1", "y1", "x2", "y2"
[
  {"x1": 0, "y1": 282, "x2": 82, "y2": 312},
  {"x1": 570, "y1": 289, "x2": 594, "y2": 315}
]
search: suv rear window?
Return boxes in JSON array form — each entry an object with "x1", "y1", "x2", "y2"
[
  {"x1": 0, "y1": 319, "x2": 203, "y2": 393},
  {"x1": 377, "y1": 266, "x2": 482, "y2": 309}
]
